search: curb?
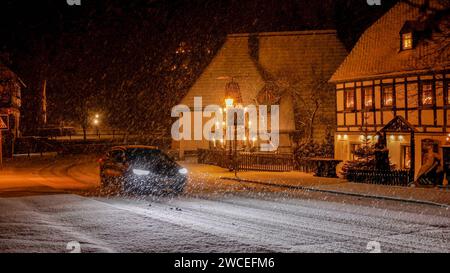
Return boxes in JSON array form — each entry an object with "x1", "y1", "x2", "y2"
[{"x1": 220, "y1": 177, "x2": 450, "y2": 209}]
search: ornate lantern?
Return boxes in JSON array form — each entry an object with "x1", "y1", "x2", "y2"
[{"x1": 224, "y1": 80, "x2": 242, "y2": 104}]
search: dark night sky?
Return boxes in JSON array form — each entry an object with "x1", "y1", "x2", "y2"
[{"x1": 0, "y1": 0, "x2": 397, "y2": 133}]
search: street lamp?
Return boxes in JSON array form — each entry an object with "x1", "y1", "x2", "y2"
[
  {"x1": 225, "y1": 98, "x2": 238, "y2": 177},
  {"x1": 92, "y1": 114, "x2": 101, "y2": 138}
]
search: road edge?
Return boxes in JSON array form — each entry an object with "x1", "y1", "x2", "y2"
[{"x1": 220, "y1": 177, "x2": 450, "y2": 208}]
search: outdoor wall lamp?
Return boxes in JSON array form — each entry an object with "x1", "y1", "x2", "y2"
[{"x1": 225, "y1": 98, "x2": 234, "y2": 108}]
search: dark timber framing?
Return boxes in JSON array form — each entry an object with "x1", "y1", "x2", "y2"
[{"x1": 336, "y1": 70, "x2": 450, "y2": 134}]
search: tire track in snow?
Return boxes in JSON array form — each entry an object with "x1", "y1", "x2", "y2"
[
  {"x1": 0, "y1": 197, "x2": 116, "y2": 253},
  {"x1": 190, "y1": 197, "x2": 450, "y2": 252},
  {"x1": 95, "y1": 196, "x2": 450, "y2": 252}
]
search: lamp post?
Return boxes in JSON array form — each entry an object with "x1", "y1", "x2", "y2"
[
  {"x1": 93, "y1": 114, "x2": 100, "y2": 139},
  {"x1": 225, "y1": 98, "x2": 238, "y2": 177}
]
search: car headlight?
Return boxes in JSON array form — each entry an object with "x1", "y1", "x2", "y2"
[
  {"x1": 178, "y1": 168, "x2": 188, "y2": 175},
  {"x1": 133, "y1": 169, "x2": 150, "y2": 176}
]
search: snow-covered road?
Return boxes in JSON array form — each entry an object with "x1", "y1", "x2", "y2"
[
  {"x1": 1, "y1": 193, "x2": 450, "y2": 253},
  {"x1": 0, "y1": 156, "x2": 450, "y2": 253}
]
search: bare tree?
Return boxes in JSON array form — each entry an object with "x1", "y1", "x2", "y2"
[
  {"x1": 275, "y1": 62, "x2": 334, "y2": 142},
  {"x1": 402, "y1": 0, "x2": 450, "y2": 66}
]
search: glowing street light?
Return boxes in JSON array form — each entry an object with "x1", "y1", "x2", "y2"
[
  {"x1": 93, "y1": 113, "x2": 101, "y2": 126},
  {"x1": 92, "y1": 113, "x2": 101, "y2": 138},
  {"x1": 252, "y1": 137, "x2": 257, "y2": 147},
  {"x1": 225, "y1": 98, "x2": 234, "y2": 108}
]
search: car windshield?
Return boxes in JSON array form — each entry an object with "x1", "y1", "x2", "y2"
[{"x1": 125, "y1": 149, "x2": 173, "y2": 165}]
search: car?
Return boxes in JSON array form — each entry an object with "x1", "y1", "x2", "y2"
[{"x1": 99, "y1": 145, "x2": 188, "y2": 195}]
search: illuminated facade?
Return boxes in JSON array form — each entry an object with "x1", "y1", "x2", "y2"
[
  {"x1": 330, "y1": 0, "x2": 449, "y2": 178},
  {"x1": 174, "y1": 30, "x2": 347, "y2": 154}
]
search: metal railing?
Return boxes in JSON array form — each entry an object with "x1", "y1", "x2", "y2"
[
  {"x1": 346, "y1": 168, "x2": 412, "y2": 186},
  {"x1": 198, "y1": 149, "x2": 294, "y2": 172},
  {"x1": 239, "y1": 152, "x2": 294, "y2": 172}
]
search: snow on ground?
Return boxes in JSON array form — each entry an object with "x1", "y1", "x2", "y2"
[
  {"x1": 0, "y1": 155, "x2": 450, "y2": 253},
  {"x1": 1, "y1": 192, "x2": 449, "y2": 253},
  {"x1": 0, "y1": 194, "x2": 266, "y2": 253}
]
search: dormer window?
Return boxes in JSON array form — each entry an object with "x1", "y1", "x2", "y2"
[
  {"x1": 402, "y1": 32, "x2": 413, "y2": 50},
  {"x1": 400, "y1": 21, "x2": 421, "y2": 51}
]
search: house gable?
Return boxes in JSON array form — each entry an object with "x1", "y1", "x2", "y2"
[
  {"x1": 180, "y1": 36, "x2": 264, "y2": 108},
  {"x1": 330, "y1": 0, "x2": 450, "y2": 83},
  {"x1": 178, "y1": 30, "x2": 347, "y2": 145}
]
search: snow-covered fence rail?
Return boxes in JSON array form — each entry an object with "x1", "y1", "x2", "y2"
[
  {"x1": 198, "y1": 149, "x2": 294, "y2": 172},
  {"x1": 346, "y1": 168, "x2": 412, "y2": 186},
  {"x1": 14, "y1": 137, "x2": 62, "y2": 156},
  {"x1": 239, "y1": 152, "x2": 294, "y2": 172}
]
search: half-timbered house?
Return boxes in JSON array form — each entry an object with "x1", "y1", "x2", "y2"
[{"x1": 330, "y1": 0, "x2": 449, "y2": 179}]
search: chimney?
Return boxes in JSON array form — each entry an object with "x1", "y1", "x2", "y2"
[{"x1": 248, "y1": 33, "x2": 260, "y2": 62}]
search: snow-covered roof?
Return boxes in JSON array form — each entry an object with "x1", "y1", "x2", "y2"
[
  {"x1": 330, "y1": 0, "x2": 450, "y2": 83},
  {"x1": 181, "y1": 30, "x2": 347, "y2": 107}
]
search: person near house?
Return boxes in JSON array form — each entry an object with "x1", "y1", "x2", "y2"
[{"x1": 414, "y1": 146, "x2": 444, "y2": 187}]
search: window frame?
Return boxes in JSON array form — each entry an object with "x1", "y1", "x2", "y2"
[
  {"x1": 362, "y1": 86, "x2": 375, "y2": 110},
  {"x1": 420, "y1": 80, "x2": 435, "y2": 108},
  {"x1": 401, "y1": 32, "x2": 414, "y2": 51},
  {"x1": 350, "y1": 143, "x2": 362, "y2": 161},
  {"x1": 401, "y1": 145, "x2": 411, "y2": 169},
  {"x1": 445, "y1": 80, "x2": 450, "y2": 106},
  {"x1": 344, "y1": 87, "x2": 356, "y2": 111},
  {"x1": 381, "y1": 84, "x2": 395, "y2": 109}
]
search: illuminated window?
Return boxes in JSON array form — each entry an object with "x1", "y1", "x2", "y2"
[
  {"x1": 421, "y1": 82, "x2": 433, "y2": 106},
  {"x1": 382, "y1": 85, "x2": 394, "y2": 107},
  {"x1": 363, "y1": 86, "x2": 374, "y2": 108},
  {"x1": 401, "y1": 145, "x2": 411, "y2": 169},
  {"x1": 447, "y1": 81, "x2": 450, "y2": 105},
  {"x1": 402, "y1": 32, "x2": 413, "y2": 50},
  {"x1": 345, "y1": 88, "x2": 355, "y2": 110},
  {"x1": 350, "y1": 144, "x2": 361, "y2": 160}
]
